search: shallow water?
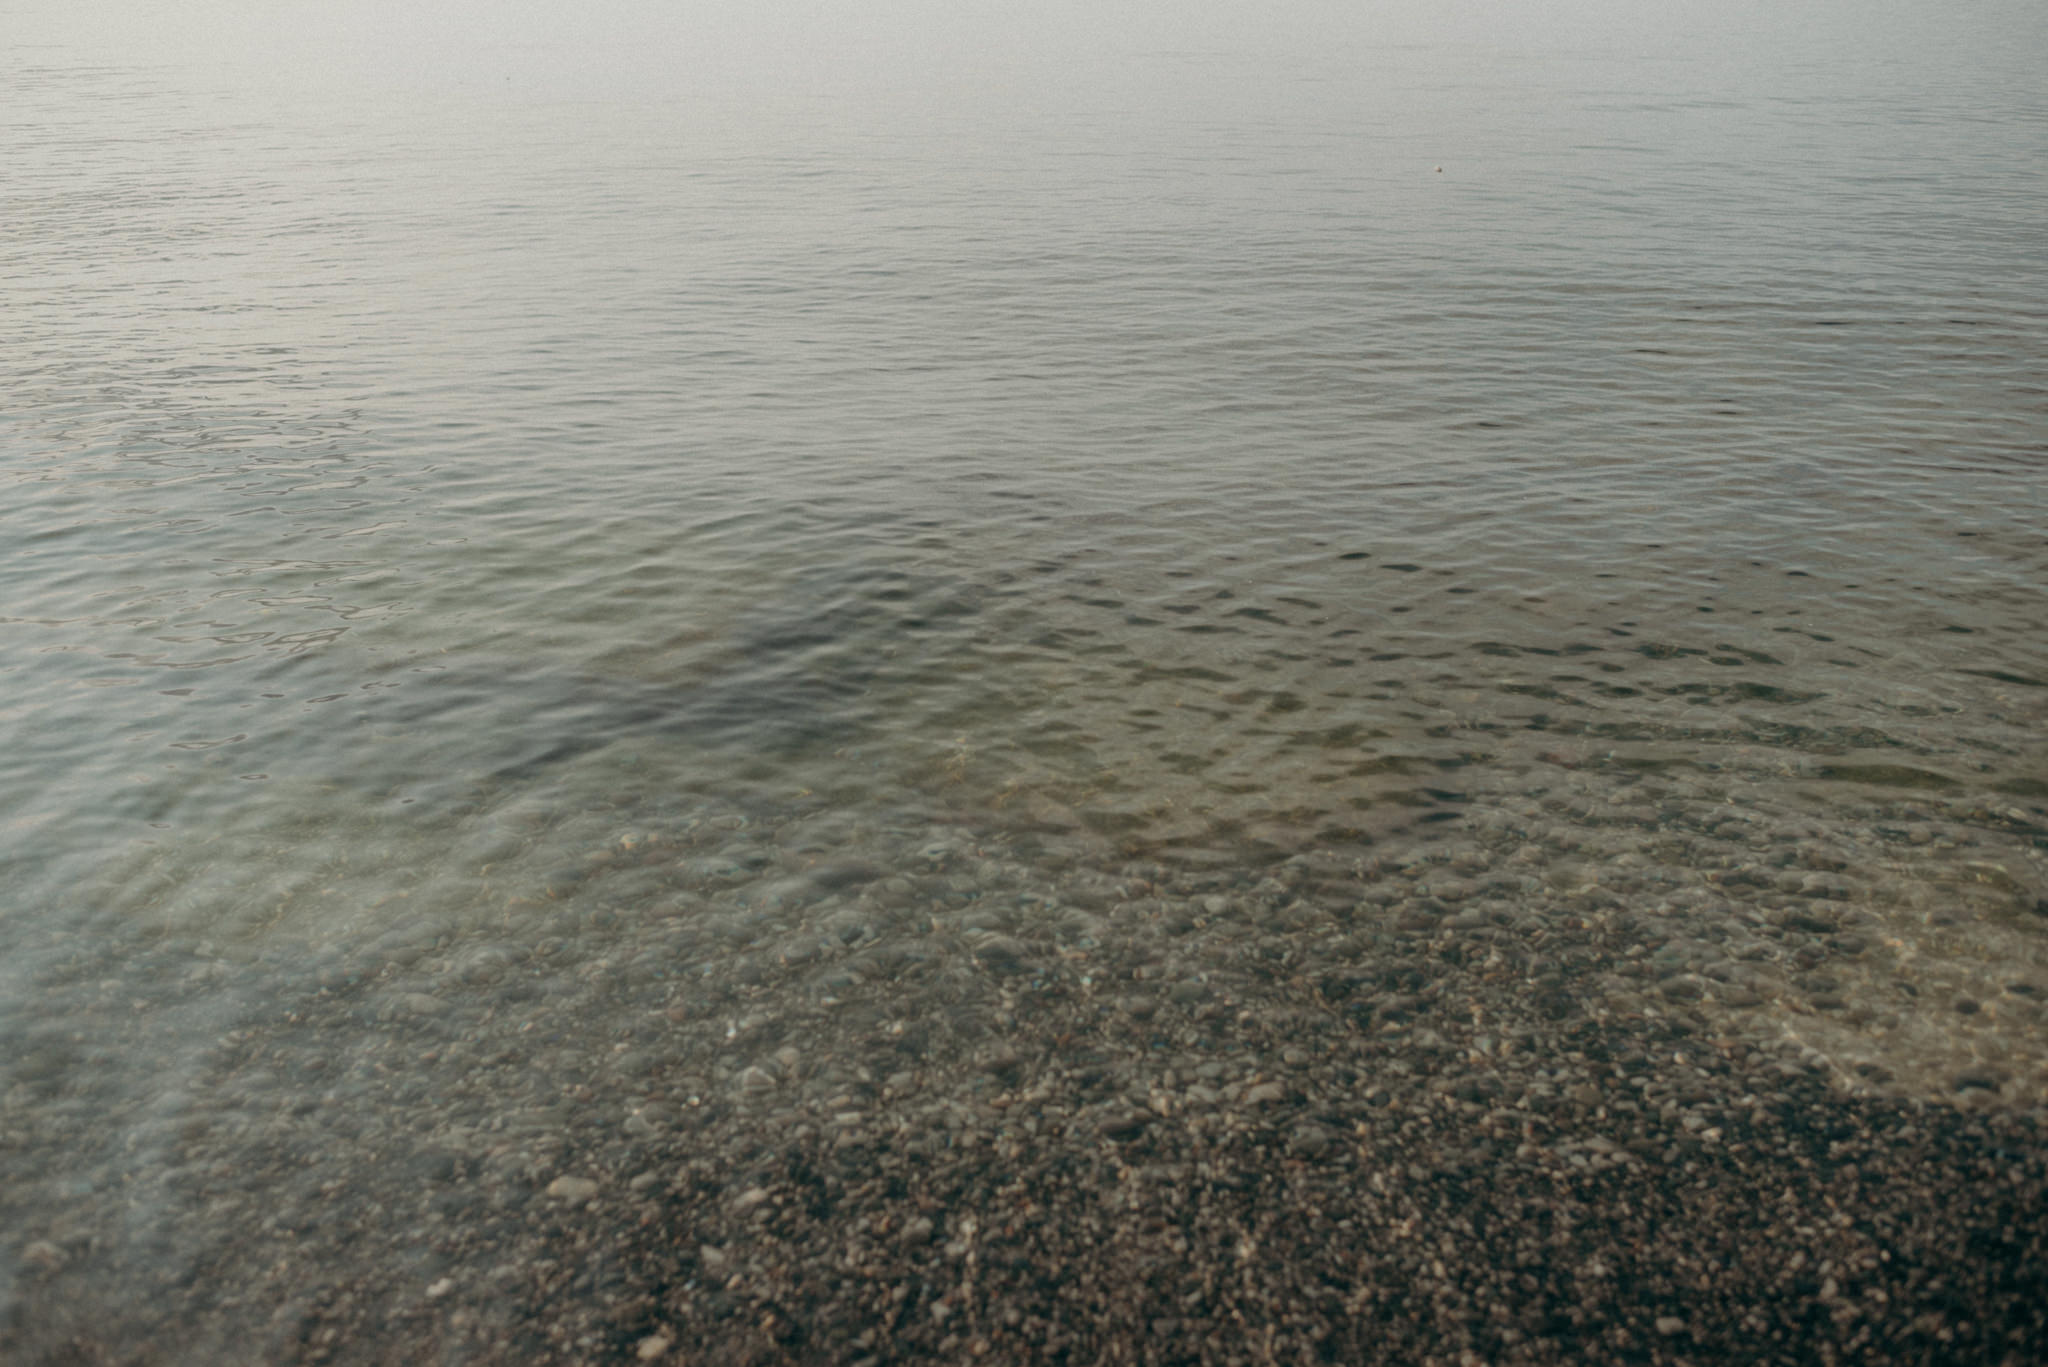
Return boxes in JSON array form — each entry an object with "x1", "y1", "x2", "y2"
[{"x1": 4, "y1": 0, "x2": 2047, "y2": 1338}]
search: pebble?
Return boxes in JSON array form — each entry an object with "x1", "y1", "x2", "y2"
[
  {"x1": 1096, "y1": 1108, "x2": 1153, "y2": 1141},
  {"x1": 545, "y1": 1176, "x2": 599, "y2": 1201},
  {"x1": 377, "y1": 992, "x2": 449, "y2": 1021},
  {"x1": 1288, "y1": 1123, "x2": 1335, "y2": 1158},
  {"x1": 22, "y1": 1240, "x2": 66, "y2": 1272},
  {"x1": 971, "y1": 935, "x2": 1028, "y2": 970}
]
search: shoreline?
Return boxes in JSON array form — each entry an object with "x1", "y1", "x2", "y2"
[{"x1": 10, "y1": 824, "x2": 2046, "y2": 1364}]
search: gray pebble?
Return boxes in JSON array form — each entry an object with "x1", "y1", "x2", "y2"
[
  {"x1": 1288, "y1": 1123, "x2": 1334, "y2": 1158},
  {"x1": 545, "y1": 1176, "x2": 599, "y2": 1202}
]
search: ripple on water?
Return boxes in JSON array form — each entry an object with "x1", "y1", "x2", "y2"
[{"x1": 5, "y1": 10, "x2": 2048, "y2": 1351}]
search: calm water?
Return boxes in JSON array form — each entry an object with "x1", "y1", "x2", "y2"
[{"x1": 5, "y1": 0, "x2": 2048, "y2": 1333}]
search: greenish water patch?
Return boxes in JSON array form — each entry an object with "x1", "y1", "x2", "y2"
[
  {"x1": 1816, "y1": 764, "x2": 1962, "y2": 790},
  {"x1": 1134, "y1": 664, "x2": 1237, "y2": 684},
  {"x1": 1960, "y1": 668, "x2": 2047, "y2": 688},
  {"x1": 1661, "y1": 682, "x2": 1826, "y2": 705},
  {"x1": 1542, "y1": 719, "x2": 1908, "y2": 754},
  {"x1": 1500, "y1": 683, "x2": 1579, "y2": 702},
  {"x1": 1611, "y1": 756, "x2": 1698, "y2": 774},
  {"x1": 1284, "y1": 722, "x2": 1393, "y2": 751},
  {"x1": 1345, "y1": 756, "x2": 1427, "y2": 776}
]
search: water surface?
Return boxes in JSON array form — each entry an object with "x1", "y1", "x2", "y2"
[{"x1": 4, "y1": 0, "x2": 2047, "y2": 1338}]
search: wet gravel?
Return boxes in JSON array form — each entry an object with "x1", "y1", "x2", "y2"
[{"x1": 5, "y1": 774, "x2": 2047, "y2": 1365}]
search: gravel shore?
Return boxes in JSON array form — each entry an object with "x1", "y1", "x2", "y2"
[{"x1": 7, "y1": 780, "x2": 2046, "y2": 1365}]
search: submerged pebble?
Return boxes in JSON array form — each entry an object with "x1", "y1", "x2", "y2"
[{"x1": 7, "y1": 763, "x2": 2045, "y2": 1363}]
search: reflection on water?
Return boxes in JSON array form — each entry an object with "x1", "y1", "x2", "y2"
[{"x1": 3, "y1": 0, "x2": 2047, "y2": 1348}]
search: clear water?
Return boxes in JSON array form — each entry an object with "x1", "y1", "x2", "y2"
[{"x1": 5, "y1": 0, "x2": 2048, "y2": 1327}]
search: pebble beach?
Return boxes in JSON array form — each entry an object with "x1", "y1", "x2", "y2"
[{"x1": 9, "y1": 759, "x2": 2046, "y2": 1364}]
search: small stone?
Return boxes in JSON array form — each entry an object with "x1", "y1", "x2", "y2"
[
  {"x1": 545, "y1": 1176, "x2": 599, "y2": 1202},
  {"x1": 426, "y1": 1277, "x2": 455, "y2": 1300},
  {"x1": 1242, "y1": 1082, "x2": 1286, "y2": 1106},
  {"x1": 1655, "y1": 1316, "x2": 1687, "y2": 1336},
  {"x1": 1288, "y1": 1123, "x2": 1334, "y2": 1158},
  {"x1": 900, "y1": 1216, "x2": 936, "y2": 1246},
  {"x1": 379, "y1": 992, "x2": 449, "y2": 1021},
  {"x1": 21, "y1": 1240, "x2": 65, "y2": 1272},
  {"x1": 1097, "y1": 1108, "x2": 1152, "y2": 1141},
  {"x1": 971, "y1": 936, "x2": 1027, "y2": 971},
  {"x1": 809, "y1": 859, "x2": 886, "y2": 892},
  {"x1": 636, "y1": 1333, "x2": 675, "y2": 1360},
  {"x1": 731, "y1": 1185, "x2": 771, "y2": 1213}
]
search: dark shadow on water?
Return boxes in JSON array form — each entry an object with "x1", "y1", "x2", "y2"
[{"x1": 353, "y1": 565, "x2": 990, "y2": 787}]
